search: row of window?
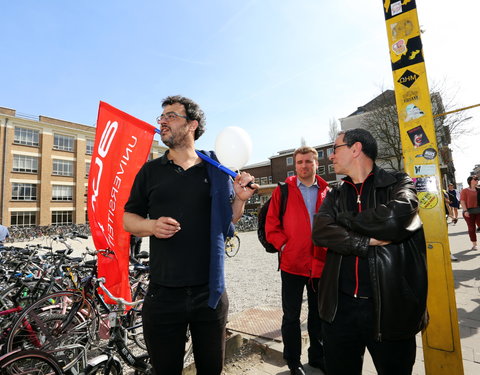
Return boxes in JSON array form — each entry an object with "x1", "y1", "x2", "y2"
[
  {"x1": 12, "y1": 155, "x2": 90, "y2": 176},
  {"x1": 13, "y1": 127, "x2": 94, "y2": 154},
  {"x1": 10, "y1": 211, "x2": 87, "y2": 226},
  {"x1": 12, "y1": 183, "x2": 75, "y2": 201},
  {"x1": 285, "y1": 148, "x2": 334, "y2": 166}
]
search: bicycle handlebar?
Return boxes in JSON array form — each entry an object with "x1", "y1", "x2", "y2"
[{"x1": 96, "y1": 277, "x2": 144, "y2": 307}]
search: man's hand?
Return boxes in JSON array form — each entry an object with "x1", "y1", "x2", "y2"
[
  {"x1": 151, "y1": 216, "x2": 181, "y2": 239},
  {"x1": 370, "y1": 238, "x2": 391, "y2": 246},
  {"x1": 233, "y1": 172, "x2": 258, "y2": 201}
]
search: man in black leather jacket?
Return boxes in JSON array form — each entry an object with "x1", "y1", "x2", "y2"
[{"x1": 312, "y1": 128, "x2": 428, "y2": 375}]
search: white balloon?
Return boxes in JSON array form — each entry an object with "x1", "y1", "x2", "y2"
[{"x1": 215, "y1": 126, "x2": 252, "y2": 170}]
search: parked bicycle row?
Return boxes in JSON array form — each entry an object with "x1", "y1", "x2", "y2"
[
  {"x1": 0, "y1": 232, "x2": 167, "y2": 374},
  {"x1": 4, "y1": 224, "x2": 91, "y2": 243}
]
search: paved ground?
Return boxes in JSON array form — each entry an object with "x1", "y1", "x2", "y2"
[{"x1": 230, "y1": 216, "x2": 480, "y2": 374}]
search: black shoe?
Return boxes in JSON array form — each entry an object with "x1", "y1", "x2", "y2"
[
  {"x1": 290, "y1": 365, "x2": 306, "y2": 375},
  {"x1": 309, "y1": 359, "x2": 326, "y2": 372}
]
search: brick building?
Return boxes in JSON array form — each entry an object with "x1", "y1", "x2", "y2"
[{"x1": 0, "y1": 106, "x2": 165, "y2": 226}]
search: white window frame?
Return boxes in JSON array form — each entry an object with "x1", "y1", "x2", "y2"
[
  {"x1": 260, "y1": 177, "x2": 268, "y2": 185},
  {"x1": 287, "y1": 170, "x2": 295, "y2": 177},
  {"x1": 86, "y1": 139, "x2": 94, "y2": 155},
  {"x1": 13, "y1": 155, "x2": 39, "y2": 173},
  {"x1": 327, "y1": 148, "x2": 334, "y2": 157},
  {"x1": 14, "y1": 127, "x2": 39, "y2": 147},
  {"x1": 10, "y1": 211, "x2": 37, "y2": 226},
  {"x1": 318, "y1": 150, "x2": 324, "y2": 159},
  {"x1": 286, "y1": 156, "x2": 293, "y2": 166},
  {"x1": 52, "y1": 211, "x2": 73, "y2": 225},
  {"x1": 317, "y1": 165, "x2": 326, "y2": 175},
  {"x1": 53, "y1": 134, "x2": 75, "y2": 152},
  {"x1": 53, "y1": 159, "x2": 74, "y2": 176},
  {"x1": 12, "y1": 183, "x2": 37, "y2": 201},
  {"x1": 52, "y1": 185, "x2": 73, "y2": 201},
  {"x1": 328, "y1": 164, "x2": 335, "y2": 174}
]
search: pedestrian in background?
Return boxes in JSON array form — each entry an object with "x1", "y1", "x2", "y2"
[
  {"x1": 447, "y1": 183, "x2": 460, "y2": 224},
  {"x1": 460, "y1": 175, "x2": 480, "y2": 250},
  {"x1": 0, "y1": 224, "x2": 9, "y2": 245}
]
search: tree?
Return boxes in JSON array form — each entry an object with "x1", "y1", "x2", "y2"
[{"x1": 328, "y1": 118, "x2": 339, "y2": 142}]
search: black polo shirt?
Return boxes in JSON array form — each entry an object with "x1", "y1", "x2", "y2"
[{"x1": 124, "y1": 152, "x2": 212, "y2": 287}]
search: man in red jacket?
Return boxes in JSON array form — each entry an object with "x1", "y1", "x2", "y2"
[{"x1": 266, "y1": 146, "x2": 329, "y2": 375}]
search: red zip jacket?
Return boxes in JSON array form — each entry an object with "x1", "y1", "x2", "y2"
[{"x1": 265, "y1": 175, "x2": 329, "y2": 278}]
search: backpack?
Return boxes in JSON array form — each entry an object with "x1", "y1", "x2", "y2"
[{"x1": 257, "y1": 182, "x2": 289, "y2": 253}]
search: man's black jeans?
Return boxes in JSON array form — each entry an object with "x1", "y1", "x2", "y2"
[
  {"x1": 142, "y1": 283, "x2": 228, "y2": 375},
  {"x1": 281, "y1": 271, "x2": 324, "y2": 368},
  {"x1": 322, "y1": 292, "x2": 416, "y2": 375}
]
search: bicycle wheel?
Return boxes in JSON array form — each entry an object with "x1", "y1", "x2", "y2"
[
  {"x1": 225, "y1": 235, "x2": 240, "y2": 257},
  {"x1": 83, "y1": 354, "x2": 123, "y2": 375},
  {"x1": 5, "y1": 290, "x2": 98, "y2": 372},
  {"x1": 0, "y1": 349, "x2": 63, "y2": 375}
]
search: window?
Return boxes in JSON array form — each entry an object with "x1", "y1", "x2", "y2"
[
  {"x1": 10, "y1": 211, "x2": 37, "y2": 226},
  {"x1": 14, "y1": 127, "x2": 39, "y2": 147},
  {"x1": 52, "y1": 211, "x2": 73, "y2": 225},
  {"x1": 13, "y1": 155, "x2": 39, "y2": 173},
  {"x1": 86, "y1": 162, "x2": 91, "y2": 177},
  {"x1": 260, "y1": 177, "x2": 268, "y2": 185},
  {"x1": 255, "y1": 177, "x2": 260, "y2": 184},
  {"x1": 86, "y1": 139, "x2": 94, "y2": 155},
  {"x1": 12, "y1": 183, "x2": 37, "y2": 201},
  {"x1": 328, "y1": 164, "x2": 335, "y2": 174},
  {"x1": 327, "y1": 148, "x2": 334, "y2": 157},
  {"x1": 53, "y1": 159, "x2": 74, "y2": 176},
  {"x1": 286, "y1": 156, "x2": 293, "y2": 166},
  {"x1": 52, "y1": 185, "x2": 73, "y2": 201},
  {"x1": 287, "y1": 171, "x2": 295, "y2": 177},
  {"x1": 318, "y1": 150, "x2": 324, "y2": 159},
  {"x1": 268, "y1": 176, "x2": 273, "y2": 184},
  {"x1": 317, "y1": 165, "x2": 326, "y2": 175},
  {"x1": 53, "y1": 134, "x2": 75, "y2": 152}
]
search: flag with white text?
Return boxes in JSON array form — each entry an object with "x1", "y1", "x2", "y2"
[{"x1": 88, "y1": 101, "x2": 156, "y2": 302}]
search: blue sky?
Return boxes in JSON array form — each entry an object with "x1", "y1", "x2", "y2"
[{"x1": 2, "y1": 0, "x2": 478, "y2": 184}]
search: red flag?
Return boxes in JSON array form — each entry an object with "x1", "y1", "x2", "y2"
[{"x1": 88, "y1": 102, "x2": 156, "y2": 302}]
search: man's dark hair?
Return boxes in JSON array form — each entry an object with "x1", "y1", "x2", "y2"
[
  {"x1": 162, "y1": 95, "x2": 206, "y2": 140},
  {"x1": 338, "y1": 128, "x2": 378, "y2": 161}
]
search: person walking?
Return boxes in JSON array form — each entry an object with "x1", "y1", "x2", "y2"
[
  {"x1": 460, "y1": 175, "x2": 480, "y2": 250},
  {"x1": 0, "y1": 224, "x2": 9, "y2": 245},
  {"x1": 265, "y1": 146, "x2": 329, "y2": 375},
  {"x1": 312, "y1": 128, "x2": 428, "y2": 375},
  {"x1": 123, "y1": 95, "x2": 257, "y2": 375},
  {"x1": 447, "y1": 183, "x2": 460, "y2": 224}
]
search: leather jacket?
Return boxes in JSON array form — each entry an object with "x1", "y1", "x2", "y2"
[{"x1": 312, "y1": 165, "x2": 428, "y2": 341}]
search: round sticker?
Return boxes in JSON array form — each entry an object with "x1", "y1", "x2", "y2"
[{"x1": 418, "y1": 192, "x2": 438, "y2": 209}]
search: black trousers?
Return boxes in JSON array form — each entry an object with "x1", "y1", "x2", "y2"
[
  {"x1": 281, "y1": 270, "x2": 324, "y2": 367},
  {"x1": 142, "y1": 283, "x2": 228, "y2": 375},
  {"x1": 322, "y1": 292, "x2": 416, "y2": 375}
]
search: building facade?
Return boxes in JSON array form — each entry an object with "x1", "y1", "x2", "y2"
[{"x1": 0, "y1": 106, "x2": 165, "y2": 227}]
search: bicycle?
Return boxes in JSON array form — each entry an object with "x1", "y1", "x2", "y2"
[{"x1": 225, "y1": 231, "x2": 240, "y2": 257}]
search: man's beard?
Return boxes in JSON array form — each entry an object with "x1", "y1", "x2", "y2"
[{"x1": 161, "y1": 124, "x2": 190, "y2": 148}]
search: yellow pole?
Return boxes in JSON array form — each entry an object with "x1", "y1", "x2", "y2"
[{"x1": 381, "y1": 1, "x2": 463, "y2": 373}]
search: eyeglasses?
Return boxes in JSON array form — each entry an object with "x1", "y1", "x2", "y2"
[
  {"x1": 156, "y1": 112, "x2": 188, "y2": 123},
  {"x1": 333, "y1": 143, "x2": 349, "y2": 154}
]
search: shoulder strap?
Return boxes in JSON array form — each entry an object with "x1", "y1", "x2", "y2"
[{"x1": 278, "y1": 182, "x2": 288, "y2": 222}]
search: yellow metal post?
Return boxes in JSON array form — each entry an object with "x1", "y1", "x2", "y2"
[{"x1": 381, "y1": 1, "x2": 463, "y2": 373}]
